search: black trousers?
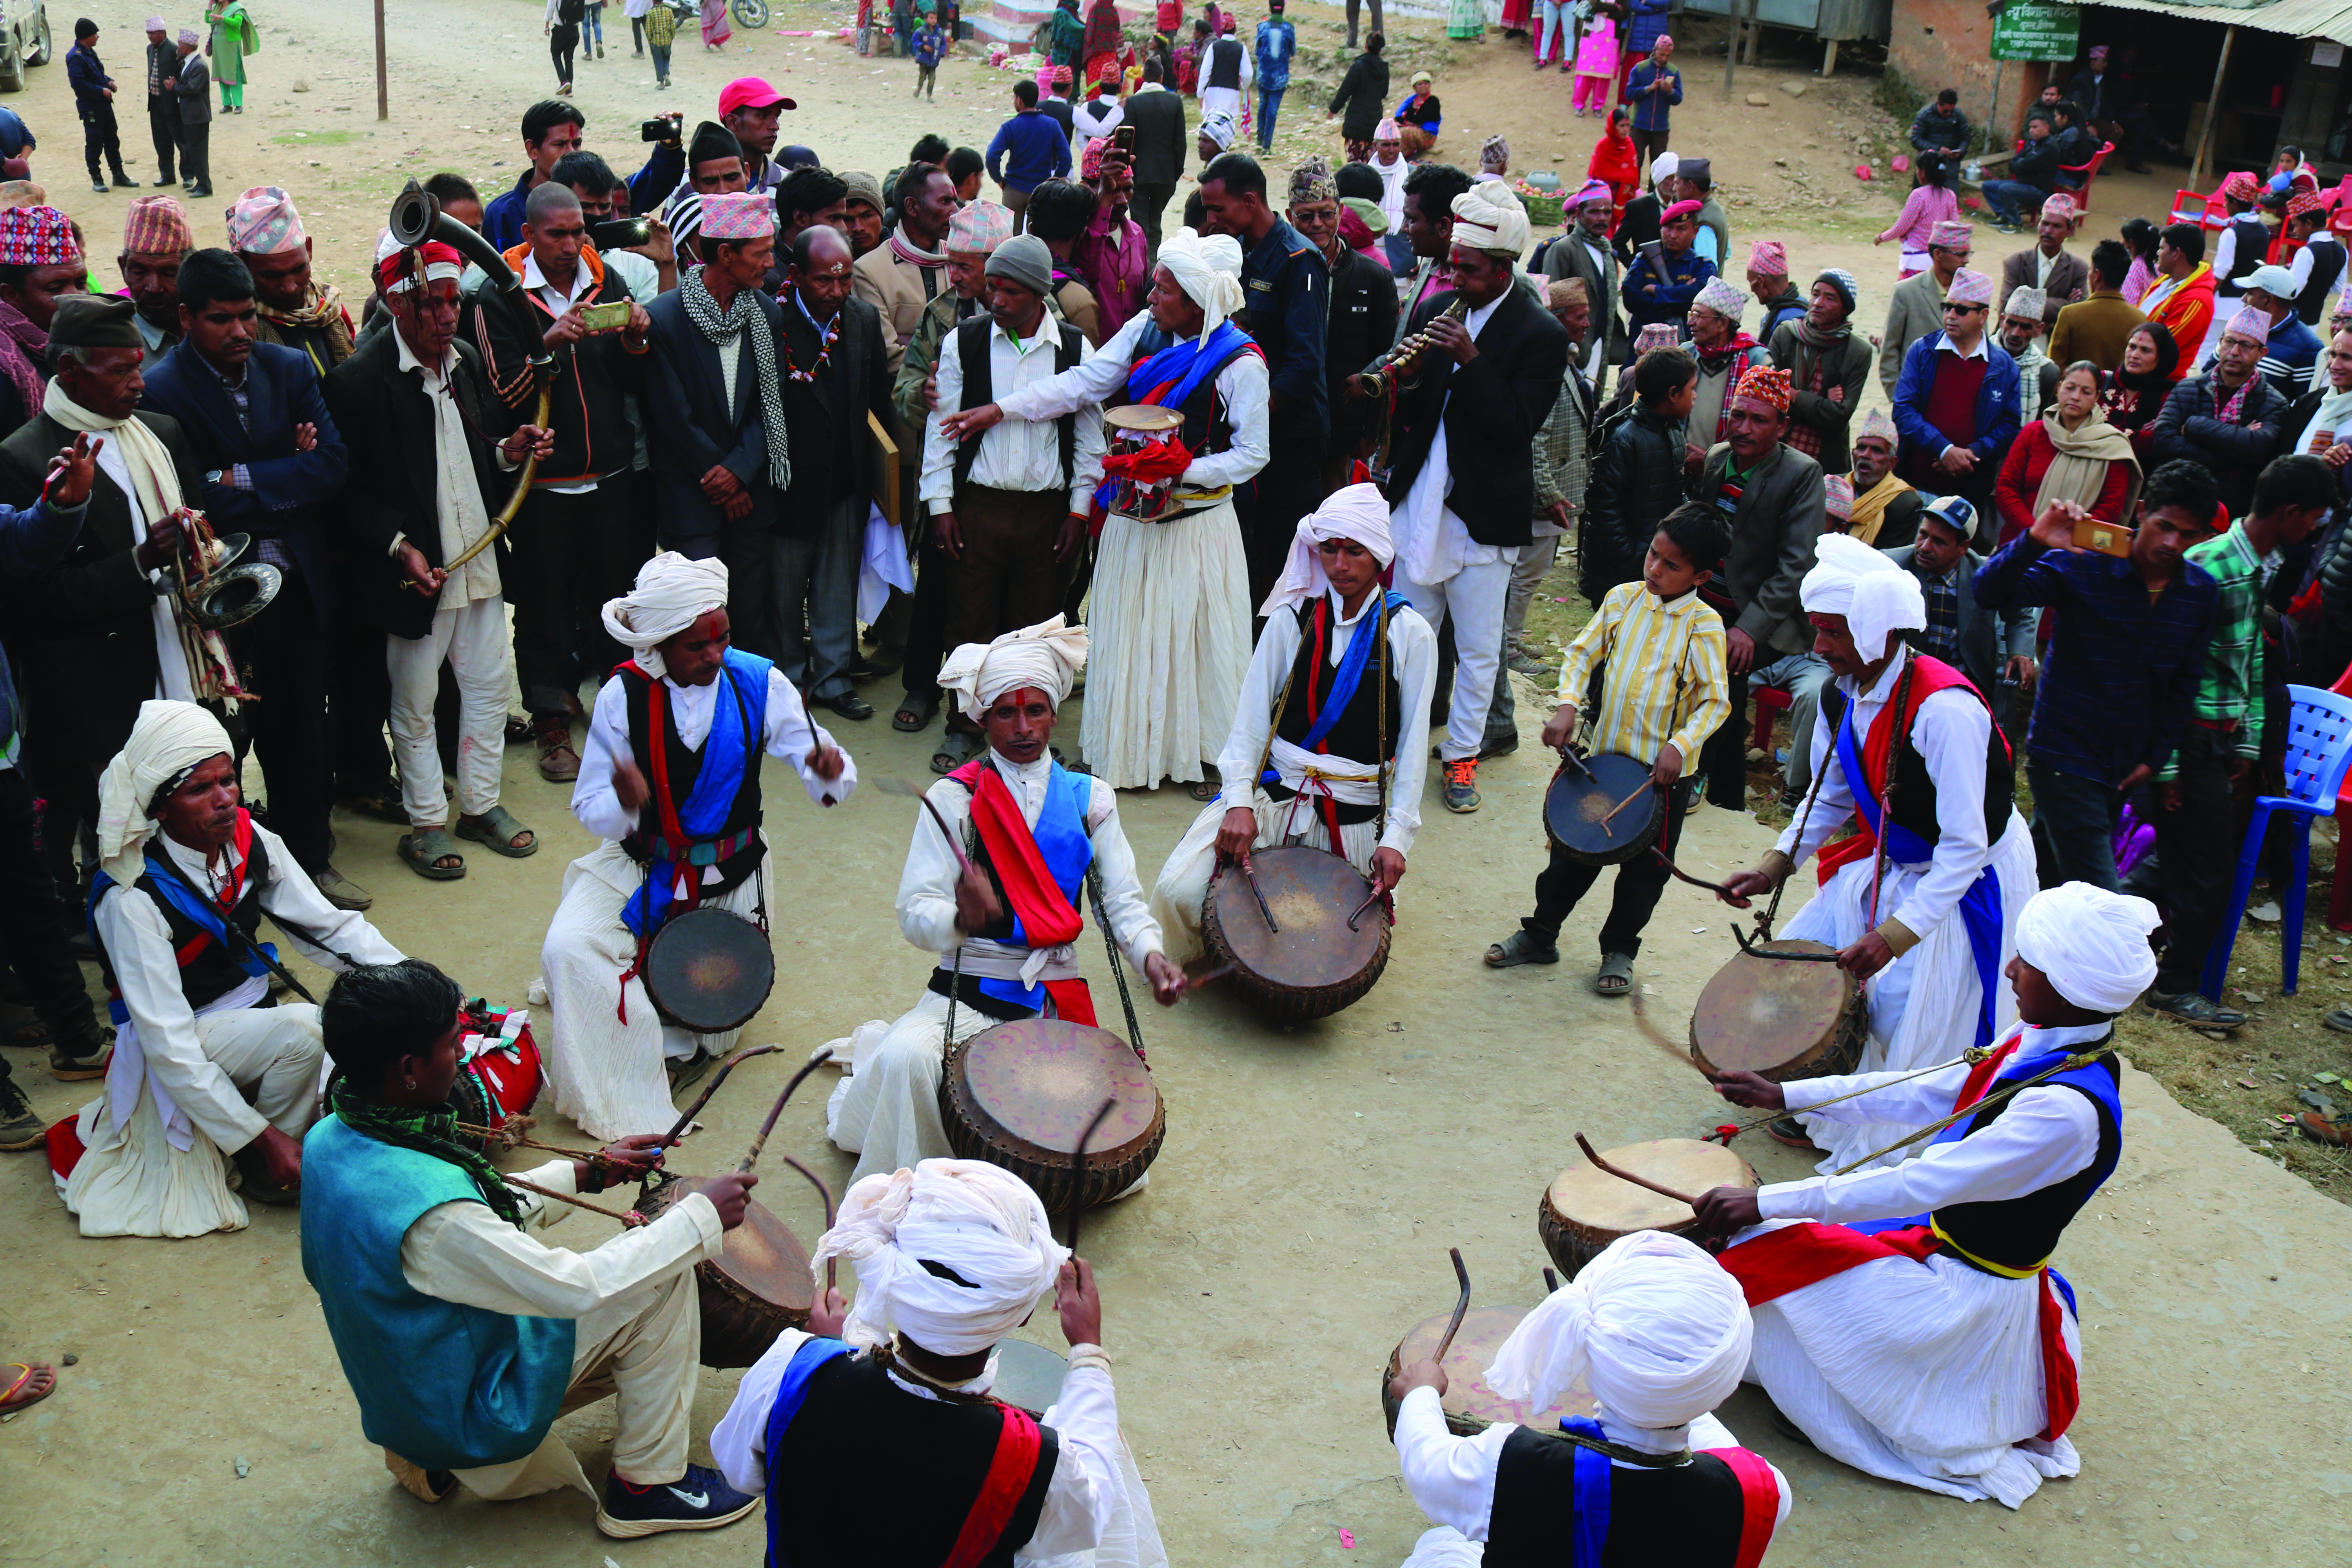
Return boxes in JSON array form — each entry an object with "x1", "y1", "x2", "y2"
[
  {"x1": 551, "y1": 23, "x2": 581, "y2": 83},
  {"x1": 1630, "y1": 126, "x2": 1669, "y2": 172},
  {"x1": 1241, "y1": 451, "x2": 1325, "y2": 616},
  {"x1": 900, "y1": 517, "x2": 952, "y2": 709},
  {"x1": 147, "y1": 99, "x2": 177, "y2": 181},
  {"x1": 327, "y1": 551, "x2": 394, "y2": 802},
  {"x1": 176, "y1": 120, "x2": 209, "y2": 191},
  {"x1": 1133, "y1": 181, "x2": 1176, "y2": 262},
  {"x1": 0, "y1": 765, "x2": 101, "y2": 1053},
  {"x1": 228, "y1": 566, "x2": 332, "y2": 872},
  {"x1": 1700, "y1": 667, "x2": 1748, "y2": 810},
  {"x1": 509, "y1": 474, "x2": 651, "y2": 720},
  {"x1": 80, "y1": 100, "x2": 127, "y2": 182},
  {"x1": 2151, "y1": 724, "x2": 2239, "y2": 994},
  {"x1": 1522, "y1": 777, "x2": 1692, "y2": 958}
]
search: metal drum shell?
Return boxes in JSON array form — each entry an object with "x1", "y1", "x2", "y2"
[
  {"x1": 637, "y1": 1173, "x2": 813, "y2": 1369},
  {"x1": 938, "y1": 1020, "x2": 1165, "y2": 1213},
  {"x1": 1378, "y1": 1305, "x2": 1595, "y2": 1439},
  {"x1": 1687, "y1": 939, "x2": 1868, "y2": 1085},
  {"x1": 1535, "y1": 1139, "x2": 1757, "y2": 1280},
  {"x1": 1542, "y1": 754, "x2": 1662, "y2": 868},
  {"x1": 1200, "y1": 845, "x2": 1391, "y2": 1022},
  {"x1": 641, "y1": 906, "x2": 777, "y2": 1035}
]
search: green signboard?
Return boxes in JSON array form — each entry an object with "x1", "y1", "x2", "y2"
[{"x1": 1991, "y1": 0, "x2": 2081, "y2": 62}]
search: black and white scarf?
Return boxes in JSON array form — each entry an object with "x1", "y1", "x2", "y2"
[{"x1": 680, "y1": 263, "x2": 791, "y2": 492}]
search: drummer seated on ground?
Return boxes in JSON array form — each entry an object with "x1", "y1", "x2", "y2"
[
  {"x1": 1486, "y1": 506, "x2": 1732, "y2": 997},
  {"x1": 1149, "y1": 483, "x2": 1436, "y2": 967},
  {"x1": 1690, "y1": 882, "x2": 2153, "y2": 1509},
  {"x1": 65, "y1": 701, "x2": 408, "y2": 1240},
  {"x1": 539, "y1": 552, "x2": 855, "y2": 1143},
  {"x1": 713, "y1": 1159, "x2": 1167, "y2": 1568},
  {"x1": 1385, "y1": 1231, "x2": 1791, "y2": 1567},
  {"x1": 826, "y1": 618, "x2": 1185, "y2": 1190},
  {"x1": 301, "y1": 959, "x2": 765, "y2": 1539}
]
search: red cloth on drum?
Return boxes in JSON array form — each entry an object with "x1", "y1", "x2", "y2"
[
  {"x1": 1697, "y1": 1445, "x2": 1786, "y2": 1568},
  {"x1": 1101, "y1": 434, "x2": 1194, "y2": 484},
  {"x1": 946, "y1": 759, "x2": 1099, "y2": 1027},
  {"x1": 1813, "y1": 655, "x2": 1993, "y2": 886},
  {"x1": 943, "y1": 1405, "x2": 1047, "y2": 1568}
]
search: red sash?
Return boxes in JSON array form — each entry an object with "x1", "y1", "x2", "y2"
[
  {"x1": 1814, "y1": 655, "x2": 1993, "y2": 885},
  {"x1": 947, "y1": 759, "x2": 1096, "y2": 1026},
  {"x1": 1696, "y1": 1445, "x2": 1783, "y2": 1568},
  {"x1": 941, "y1": 1404, "x2": 1045, "y2": 1568}
]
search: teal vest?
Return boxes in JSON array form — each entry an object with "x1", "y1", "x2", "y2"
[{"x1": 299, "y1": 1115, "x2": 577, "y2": 1470}]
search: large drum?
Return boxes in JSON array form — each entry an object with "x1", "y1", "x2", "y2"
[
  {"x1": 1689, "y1": 940, "x2": 1866, "y2": 1084},
  {"x1": 940, "y1": 1020, "x2": 1165, "y2": 1212},
  {"x1": 637, "y1": 1171, "x2": 814, "y2": 1369},
  {"x1": 1379, "y1": 1305, "x2": 1595, "y2": 1439},
  {"x1": 1103, "y1": 403, "x2": 1185, "y2": 521},
  {"x1": 643, "y1": 906, "x2": 776, "y2": 1034},
  {"x1": 1200, "y1": 844, "x2": 1390, "y2": 1021},
  {"x1": 992, "y1": 1339, "x2": 1072, "y2": 1419},
  {"x1": 1543, "y1": 754, "x2": 1660, "y2": 867},
  {"x1": 1537, "y1": 1139, "x2": 1757, "y2": 1279}
]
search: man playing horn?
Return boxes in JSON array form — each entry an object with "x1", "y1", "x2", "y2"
[
  {"x1": 825, "y1": 619, "x2": 1183, "y2": 1187},
  {"x1": 538, "y1": 552, "x2": 855, "y2": 1139},
  {"x1": 1149, "y1": 484, "x2": 1435, "y2": 964}
]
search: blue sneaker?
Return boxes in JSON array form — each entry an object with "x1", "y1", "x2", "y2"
[{"x1": 595, "y1": 1463, "x2": 760, "y2": 1538}]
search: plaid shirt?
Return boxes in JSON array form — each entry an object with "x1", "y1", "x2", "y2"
[
  {"x1": 2161, "y1": 522, "x2": 2265, "y2": 775},
  {"x1": 1916, "y1": 562, "x2": 1963, "y2": 662},
  {"x1": 1973, "y1": 534, "x2": 2217, "y2": 784}
]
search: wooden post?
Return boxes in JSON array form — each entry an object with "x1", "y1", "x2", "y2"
[
  {"x1": 1723, "y1": 2, "x2": 1738, "y2": 97},
  {"x1": 1985, "y1": 57, "x2": 2005, "y2": 160},
  {"x1": 2190, "y1": 25, "x2": 2238, "y2": 194},
  {"x1": 1822, "y1": 36, "x2": 1837, "y2": 78},
  {"x1": 1743, "y1": 0, "x2": 1761, "y2": 65},
  {"x1": 374, "y1": 0, "x2": 388, "y2": 120}
]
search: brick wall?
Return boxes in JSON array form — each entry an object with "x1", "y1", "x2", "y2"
[{"x1": 1888, "y1": 0, "x2": 2049, "y2": 148}]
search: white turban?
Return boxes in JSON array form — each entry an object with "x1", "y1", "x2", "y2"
[
  {"x1": 813, "y1": 1159, "x2": 1070, "y2": 1357},
  {"x1": 1801, "y1": 532, "x2": 1925, "y2": 663},
  {"x1": 1154, "y1": 227, "x2": 1245, "y2": 341},
  {"x1": 1486, "y1": 1231, "x2": 1751, "y2": 1439},
  {"x1": 601, "y1": 550, "x2": 730, "y2": 680},
  {"x1": 1259, "y1": 483, "x2": 1396, "y2": 615},
  {"x1": 937, "y1": 615, "x2": 1089, "y2": 719},
  {"x1": 96, "y1": 700, "x2": 235, "y2": 886},
  {"x1": 2015, "y1": 882, "x2": 2160, "y2": 1014},
  {"x1": 1650, "y1": 151, "x2": 1679, "y2": 189},
  {"x1": 1450, "y1": 180, "x2": 1530, "y2": 260}
]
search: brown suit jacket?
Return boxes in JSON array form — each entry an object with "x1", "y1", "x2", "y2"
[
  {"x1": 2000, "y1": 245, "x2": 2091, "y2": 327},
  {"x1": 2049, "y1": 290, "x2": 2148, "y2": 375}
]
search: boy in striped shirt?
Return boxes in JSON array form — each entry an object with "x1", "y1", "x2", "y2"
[{"x1": 1486, "y1": 505, "x2": 1733, "y2": 995}]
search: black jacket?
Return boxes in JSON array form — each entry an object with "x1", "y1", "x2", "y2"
[
  {"x1": 1122, "y1": 84, "x2": 1188, "y2": 187},
  {"x1": 1543, "y1": 227, "x2": 1626, "y2": 369},
  {"x1": 1385, "y1": 286, "x2": 1568, "y2": 550},
  {"x1": 2148, "y1": 370, "x2": 2289, "y2": 519},
  {"x1": 0, "y1": 410, "x2": 209, "y2": 769},
  {"x1": 1579, "y1": 399, "x2": 1686, "y2": 603},
  {"x1": 776, "y1": 292, "x2": 895, "y2": 519},
  {"x1": 1324, "y1": 245, "x2": 1398, "y2": 456},
  {"x1": 1612, "y1": 191, "x2": 1662, "y2": 268},
  {"x1": 642, "y1": 284, "x2": 787, "y2": 554},
  {"x1": 322, "y1": 328, "x2": 523, "y2": 641},
  {"x1": 1327, "y1": 53, "x2": 1391, "y2": 143},
  {"x1": 469, "y1": 249, "x2": 645, "y2": 486}
]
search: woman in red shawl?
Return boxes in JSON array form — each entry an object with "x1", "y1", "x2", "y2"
[
  {"x1": 1587, "y1": 106, "x2": 1640, "y2": 229},
  {"x1": 1083, "y1": 0, "x2": 1125, "y2": 90}
]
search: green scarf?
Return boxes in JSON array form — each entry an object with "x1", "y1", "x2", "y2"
[{"x1": 329, "y1": 1076, "x2": 527, "y2": 1227}]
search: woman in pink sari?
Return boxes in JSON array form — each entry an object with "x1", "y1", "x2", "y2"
[
  {"x1": 1572, "y1": 7, "x2": 1619, "y2": 113},
  {"x1": 701, "y1": 0, "x2": 732, "y2": 49}
]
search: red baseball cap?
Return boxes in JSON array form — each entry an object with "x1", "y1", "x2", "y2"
[{"x1": 719, "y1": 77, "x2": 796, "y2": 117}]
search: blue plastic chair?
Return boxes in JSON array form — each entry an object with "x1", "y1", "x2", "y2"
[{"x1": 2200, "y1": 684, "x2": 2352, "y2": 1002}]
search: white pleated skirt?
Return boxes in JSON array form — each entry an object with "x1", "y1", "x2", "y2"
[{"x1": 1079, "y1": 501, "x2": 1252, "y2": 791}]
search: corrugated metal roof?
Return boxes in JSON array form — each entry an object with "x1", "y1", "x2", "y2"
[{"x1": 2053, "y1": 0, "x2": 2352, "y2": 45}]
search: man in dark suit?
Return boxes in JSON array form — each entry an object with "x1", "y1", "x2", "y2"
[
  {"x1": 1998, "y1": 191, "x2": 2090, "y2": 328},
  {"x1": 1123, "y1": 57, "x2": 1189, "y2": 259},
  {"x1": 1286, "y1": 158, "x2": 1396, "y2": 488},
  {"x1": 0, "y1": 295, "x2": 208, "y2": 865},
  {"x1": 642, "y1": 193, "x2": 790, "y2": 659},
  {"x1": 776, "y1": 225, "x2": 895, "y2": 721},
  {"x1": 1381, "y1": 181, "x2": 1568, "y2": 813},
  {"x1": 140, "y1": 249, "x2": 364, "y2": 909},
  {"x1": 1543, "y1": 178, "x2": 1626, "y2": 392},
  {"x1": 1887, "y1": 495, "x2": 2035, "y2": 736}
]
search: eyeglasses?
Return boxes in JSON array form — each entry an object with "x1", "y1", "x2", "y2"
[{"x1": 1942, "y1": 303, "x2": 1987, "y2": 316}]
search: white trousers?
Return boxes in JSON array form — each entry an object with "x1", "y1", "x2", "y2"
[
  {"x1": 1199, "y1": 85, "x2": 1241, "y2": 123},
  {"x1": 388, "y1": 595, "x2": 510, "y2": 828},
  {"x1": 822, "y1": 989, "x2": 1004, "y2": 1190},
  {"x1": 452, "y1": 1269, "x2": 702, "y2": 1499},
  {"x1": 1399, "y1": 552, "x2": 1517, "y2": 761},
  {"x1": 1149, "y1": 788, "x2": 1381, "y2": 968}
]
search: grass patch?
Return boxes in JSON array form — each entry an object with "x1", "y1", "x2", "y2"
[{"x1": 274, "y1": 129, "x2": 364, "y2": 147}]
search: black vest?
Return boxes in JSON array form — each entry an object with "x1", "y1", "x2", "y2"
[
  {"x1": 764, "y1": 1352, "x2": 1060, "y2": 1568},
  {"x1": 1483, "y1": 1426, "x2": 1753, "y2": 1567},
  {"x1": 2216, "y1": 215, "x2": 2272, "y2": 298},
  {"x1": 93, "y1": 834, "x2": 274, "y2": 1014},
  {"x1": 922, "y1": 768, "x2": 1075, "y2": 1020},
  {"x1": 951, "y1": 315, "x2": 1085, "y2": 497},
  {"x1": 1268, "y1": 596, "x2": 1399, "y2": 823},
  {"x1": 1934, "y1": 1051, "x2": 2120, "y2": 1273},
  {"x1": 617, "y1": 664, "x2": 768, "y2": 893},
  {"x1": 1205, "y1": 35, "x2": 1244, "y2": 90},
  {"x1": 1819, "y1": 660, "x2": 2013, "y2": 858},
  {"x1": 2298, "y1": 237, "x2": 2347, "y2": 326}
]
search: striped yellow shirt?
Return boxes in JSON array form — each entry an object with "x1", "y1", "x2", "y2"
[{"x1": 1555, "y1": 581, "x2": 1733, "y2": 766}]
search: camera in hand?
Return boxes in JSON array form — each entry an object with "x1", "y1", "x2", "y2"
[
  {"x1": 591, "y1": 216, "x2": 653, "y2": 251},
  {"x1": 641, "y1": 113, "x2": 683, "y2": 143}
]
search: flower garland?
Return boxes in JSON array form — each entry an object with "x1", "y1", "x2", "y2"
[{"x1": 780, "y1": 308, "x2": 842, "y2": 383}]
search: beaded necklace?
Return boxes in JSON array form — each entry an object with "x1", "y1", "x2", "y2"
[{"x1": 780, "y1": 293, "x2": 844, "y2": 383}]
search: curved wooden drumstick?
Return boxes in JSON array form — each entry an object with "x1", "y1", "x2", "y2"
[
  {"x1": 735, "y1": 1047, "x2": 835, "y2": 1176},
  {"x1": 1542, "y1": 1267, "x2": 1561, "y2": 1295},
  {"x1": 655, "y1": 1042, "x2": 783, "y2": 1149},
  {"x1": 1065, "y1": 1095, "x2": 1120, "y2": 1254},
  {"x1": 1622, "y1": 987, "x2": 1713, "y2": 1078},
  {"x1": 1432, "y1": 1247, "x2": 1472, "y2": 1367},
  {"x1": 781, "y1": 1154, "x2": 838, "y2": 1292},
  {"x1": 1575, "y1": 1132, "x2": 1698, "y2": 1208},
  {"x1": 1596, "y1": 782, "x2": 1651, "y2": 836}
]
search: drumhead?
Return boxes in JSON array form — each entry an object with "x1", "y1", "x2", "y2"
[
  {"x1": 1394, "y1": 1305, "x2": 1593, "y2": 1430},
  {"x1": 992, "y1": 1338, "x2": 1071, "y2": 1418},
  {"x1": 1104, "y1": 403, "x2": 1185, "y2": 435},
  {"x1": 643, "y1": 907, "x2": 776, "y2": 1034},
  {"x1": 1544, "y1": 754, "x2": 1659, "y2": 858},
  {"x1": 1689, "y1": 941, "x2": 1855, "y2": 1077},
  {"x1": 958, "y1": 1020, "x2": 1160, "y2": 1159},
  {"x1": 1546, "y1": 1140, "x2": 1753, "y2": 1234},
  {"x1": 705, "y1": 1193, "x2": 815, "y2": 1314},
  {"x1": 1204, "y1": 845, "x2": 1385, "y2": 989}
]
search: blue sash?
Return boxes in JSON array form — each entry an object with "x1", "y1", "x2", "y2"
[
  {"x1": 87, "y1": 849, "x2": 279, "y2": 1026},
  {"x1": 979, "y1": 761, "x2": 1096, "y2": 1016},
  {"x1": 1125, "y1": 318, "x2": 1253, "y2": 408},
  {"x1": 1262, "y1": 592, "x2": 1413, "y2": 785},
  {"x1": 1560, "y1": 1415, "x2": 1613, "y2": 1568},
  {"x1": 622, "y1": 650, "x2": 771, "y2": 940},
  {"x1": 1833, "y1": 700, "x2": 2004, "y2": 1054},
  {"x1": 762, "y1": 1336, "x2": 855, "y2": 1568}
]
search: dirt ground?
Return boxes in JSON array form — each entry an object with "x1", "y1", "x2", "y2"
[{"x1": 5, "y1": 5, "x2": 2352, "y2": 1565}]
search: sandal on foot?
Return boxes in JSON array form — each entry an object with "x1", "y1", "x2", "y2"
[
  {"x1": 1, "y1": 1361, "x2": 58, "y2": 1414},
  {"x1": 385, "y1": 1449, "x2": 457, "y2": 1503},
  {"x1": 1593, "y1": 952, "x2": 1635, "y2": 996},
  {"x1": 397, "y1": 828, "x2": 467, "y2": 880},
  {"x1": 1485, "y1": 931, "x2": 1561, "y2": 968},
  {"x1": 930, "y1": 733, "x2": 975, "y2": 775},
  {"x1": 894, "y1": 691, "x2": 940, "y2": 732},
  {"x1": 456, "y1": 806, "x2": 537, "y2": 858},
  {"x1": 1188, "y1": 767, "x2": 1222, "y2": 802}
]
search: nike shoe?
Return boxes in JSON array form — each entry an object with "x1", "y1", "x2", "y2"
[{"x1": 596, "y1": 1463, "x2": 760, "y2": 1538}]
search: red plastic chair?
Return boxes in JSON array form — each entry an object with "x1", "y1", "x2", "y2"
[
  {"x1": 2058, "y1": 141, "x2": 2115, "y2": 212},
  {"x1": 1749, "y1": 683, "x2": 1792, "y2": 752}
]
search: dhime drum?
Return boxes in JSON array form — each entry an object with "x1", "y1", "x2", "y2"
[
  {"x1": 636, "y1": 1169, "x2": 814, "y2": 1369},
  {"x1": 1543, "y1": 753, "x2": 1660, "y2": 867},
  {"x1": 1102, "y1": 403, "x2": 1186, "y2": 521},
  {"x1": 1200, "y1": 845, "x2": 1390, "y2": 1021},
  {"x1": 1537, "y1": 1139, "x2": 1757, "y2": 1279},
  {"x1": 1688, "y1": 939, "x2": 1866, "y2": 1084},
  {"x1": 451, "y1": 1003, "x2": 543, "y2": 1153},
  {"x1": 991, "y1": 1339, "x2": 1072, "y2": 1419},
  {"x1": 1379, "y1": 1305, "x2": 1595, "y2": 1438},
  {"x1": 642, "y1": 906, "x2": 776, "y2": 1034},
  {"x1": 939, "y1": 1019, "x2": 1165, "y2": 1212}
]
